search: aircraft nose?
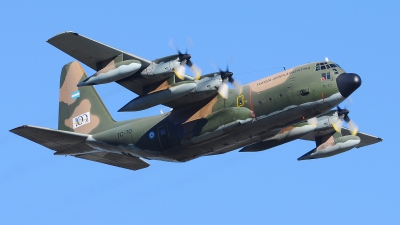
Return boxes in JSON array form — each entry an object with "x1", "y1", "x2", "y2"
[{"x1": 336, "y1": 73, "x2": 362, "y2": 98}]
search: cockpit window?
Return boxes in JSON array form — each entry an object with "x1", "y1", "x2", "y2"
[
  {"x1": 321, "y1": 72, "x2": 331, "y2": 81},
  {"x1": 315, "y1": 62, "x2": 340, "y2": 71}
]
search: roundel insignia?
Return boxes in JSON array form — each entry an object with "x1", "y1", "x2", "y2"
[{"x1": 149, "y1": 131, "x2": 155, "y2": 139}]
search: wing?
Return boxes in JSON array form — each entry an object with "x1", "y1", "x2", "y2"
[
  {"x1": 48, "y1": 31, "x2": 161, "y2": 96},
  {"x1": 10, "y1": 125, "x2": 149, "y2": 171},
  {"x1": 47, "y1": 31, "x2": 208, "y2": 109},
  {"x1": 47, "y1": 31, "x2": 151, "y2": 71},
  {"x1": 301, "y1": 127, "x2": 382, "y2": 148},
  {"x1": 75, "y1": 152, "x2": 149, "y2": 171}
]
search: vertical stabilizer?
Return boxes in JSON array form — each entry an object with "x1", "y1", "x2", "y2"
[{"x1": 58, "y1": 61, "x2": 115, "y2": 134}]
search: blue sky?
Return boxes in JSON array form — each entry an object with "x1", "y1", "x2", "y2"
[{"x1": 1, "y1": 1, "x2": 398, "y2": 224}]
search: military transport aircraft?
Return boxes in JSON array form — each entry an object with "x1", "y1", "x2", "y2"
[{"x1": 10, "y1": 31, "x2": 382, "y2": 171}]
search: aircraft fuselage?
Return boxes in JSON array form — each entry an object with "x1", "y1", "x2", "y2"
[{"x1": 89, "y1": 61, "x2": 360, "y2": 162}]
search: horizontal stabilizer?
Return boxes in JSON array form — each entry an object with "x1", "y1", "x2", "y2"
[
  {"x1": 10, "y1": 125, "x2": 150, "y2": 171},
  {"x1": 75, "y1": 152, "x2": 149, "y2": 171},
  {"x1": 10, "y1": 125, "x2": 91, "y2": 152}
]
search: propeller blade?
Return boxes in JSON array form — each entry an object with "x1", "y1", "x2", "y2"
[
  {"x1": 332, "y1": 117, "x2": 343, "y2": 133},
  {"x1": 187, "y1": 37, "x2": 194, "y2": 49},
  {"x1": 169, "y1": 39, "x2": 178, "y2": 52},
  {"x1": 336, "y1": 106, "x2": 359, "y2": 135},
  {"x1": 218, "y1": 81, "x2": 229, "y2": 99},
  {"x1": 173, "y1": 65, "x2": 185, "y2": 80},
  {"x1": 189, "y1": 64, "x2": 201, "y2": 80},
  {"x1": 347, "y1": 120, "x2": 358, "y2": 136},
  {"x1": 232, "y1": 79, "x2": 243, "y2": 95},
  {"x1": 186, "y1": 59, "x2": 193, "y2": 67}
]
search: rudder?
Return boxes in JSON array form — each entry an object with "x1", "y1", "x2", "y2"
[{"x1": 58, "y1": 61, "x2": 115, "y2": 134}]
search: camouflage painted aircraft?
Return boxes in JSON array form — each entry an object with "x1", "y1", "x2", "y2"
[{"x1": 10, "y1": 31, "x2": 382, "y2": 171}]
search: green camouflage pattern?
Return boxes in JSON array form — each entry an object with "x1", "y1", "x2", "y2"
[
  {"x1": 9, "y1": 32, "x2": 382, "y2": 170},
  {"x1": 58, "y1": 61, "x2": 118, "y2": 134},
  {"x1": 58, "y1": 60, "x2": 346, "y2": 162}
]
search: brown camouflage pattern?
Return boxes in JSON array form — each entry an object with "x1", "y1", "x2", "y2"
[
  {"x1": 57, "y1": 59, "x2": 348, "y2": 162},
  {"x1": 58, "y1": 61, "x2": 119, "y2": 135},
  {"x1": 10, "y1": 32, "x2": 383, "y2": 171}
]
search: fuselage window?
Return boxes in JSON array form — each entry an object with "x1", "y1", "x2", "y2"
[
  {"x1": 326, "y1": 72, "x2": 331, "y2": 80},
  {"x1": 321, "y1": 73, "x2": 326, "y2": 81}
]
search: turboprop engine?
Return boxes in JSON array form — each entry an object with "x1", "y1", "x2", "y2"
[
  {"x1": 78, "y1": 60, "x2": 141, "y2": 86},
  {"x1": 118, "y1": 72, "x2": 231, "y2": 112},
  {"x1": 296, "y1": 106, "x2": 361, "y2": 160},
  {"x1": 141, "y1": 55, "x2": 180, "y2": 78},
  {"x1": 141, "y1": 53, "x2": 201, "y2": 80}
]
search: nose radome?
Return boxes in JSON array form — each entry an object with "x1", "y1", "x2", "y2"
[{"x1": 336, "y1": 73, "x2": 362, "y2": 98}]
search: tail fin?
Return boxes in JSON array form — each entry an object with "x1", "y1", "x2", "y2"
[{"x1": 58, "y1": 61, "x2": 115, "y2": 134}]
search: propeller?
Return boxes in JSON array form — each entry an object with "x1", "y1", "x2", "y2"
[
  {"x1": 217, "y1": 67, "x2": 242, "y2": 99},
  {"x1": 169, "y1": 39, "x2": 201, "y2": 80},
  {"x1": 332, "y1": 106, "x2": 358, "y2": 135}
]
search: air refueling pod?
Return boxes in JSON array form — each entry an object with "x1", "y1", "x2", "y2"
[
  {"x1": 78, "y1": 60, "x2": 141, "y2": 86},
  {"x1": 298, "y1": 133, "x2": 360, "y2": 160},
  {"x1": 118, "y1": 83, "x2": 197, "y2": 112}
]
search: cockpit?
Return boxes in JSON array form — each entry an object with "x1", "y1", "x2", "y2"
[
  {"x1": 315, "y1": 62, "x2": 342, "y2": 81},
  {"x1": 315, "y1": 62, "x2": 341, "y2": 71}
]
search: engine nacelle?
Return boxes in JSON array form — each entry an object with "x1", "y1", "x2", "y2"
[
  {"x1": 78, "y1": 60, "x2": 141, "y2": 86},
  {"x1": 141, "y1": 55, "x2": 180, "y2": 78},
  {"x1": 193, "y1": 73, "x2": 223, "y2": 93},
  {"x1": 298, "y1": 135, "x2": 360, "y2": 160}
]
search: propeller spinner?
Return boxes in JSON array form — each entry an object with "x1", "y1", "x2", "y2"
[
  {"x1": 217, "y1": 67, "x2": 242, "y2": 99},
  {"x1": 169, "y1": 39, "x2": 201, "y2": 80}
]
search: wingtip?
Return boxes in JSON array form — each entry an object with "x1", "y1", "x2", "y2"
[
  {"x1": 47, "y1": 31, "x2": 78, "y2": 42},
  {"x1": 9, "y1": 125, "x2": 28, "y2": 133}
]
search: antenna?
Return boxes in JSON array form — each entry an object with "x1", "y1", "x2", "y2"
[{"x1": 325, "y1": 57, "x2": 329, "y2": 62}]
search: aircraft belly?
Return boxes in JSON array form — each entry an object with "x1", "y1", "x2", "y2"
[
  {"x1": 87, "y1": 83, "x2": 345, "y2": 163},
  {"x1": 165, "y1": 91, "x2": 345, "y2": 161}
]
